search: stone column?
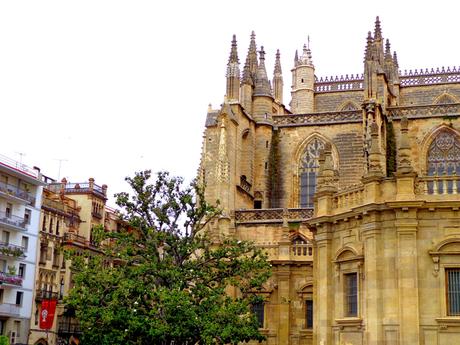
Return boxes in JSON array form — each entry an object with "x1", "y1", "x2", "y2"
[
  {"x1": 277, "y1": 268, "x2": 291, "y2": 345},
  {"x1": 362, "y1": 213, "x2": 383, "y2": 345},
  {"x1": 395, "y1": 209, "x2": 420, "y2": 344},
  {"x1": 314, "y1": 224, "x2": 333, "y2": 345}
]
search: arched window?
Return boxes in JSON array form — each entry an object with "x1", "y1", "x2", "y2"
[
  {"x1": 299, "y1": 138, "x2": 325, "y2": 208},
  {"x1": 427, "y1": 129, "x2": 460, "y2": 176}
]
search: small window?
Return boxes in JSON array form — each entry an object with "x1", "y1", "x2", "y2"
[
  {"x1": 254, "y1": 200, "x2": 262, "y2": 209},
  {"x1": 2, "y1": 231, "x2": 10, "y2": 244},
  {"x1": 24, "y1": 209, "x2": 31, "y2": 224},
  {"x1": 306, "y1": 299, "x2": 313, "y2": 329},
  {"x1": 49, "y1": 218, "x2": 53, "y2": 233},
  {"x1": 21, "y1": 236, "x2": 29, "y2": 251},
  {"x1": 264, "y1": 162, "x2": 268, "y2": 170},
  {"x1": 18, "y1": 264, "x2": 25, "y2": 278},
  {"x1": 42, "y1": 215, "x2": 47, "y2": 232},
  {"x1": 6, "y1": 203, "x2": 12, "y2": 218},
  {"x1": 0, "y1": 289, "x2": 3, "y2": 303},
  {"x1": 266, "y1": 141, "x2": 269, "y2": 148},
  {"x1": 34, "y1": 308, "x2": 39, "y2": 325},
  {"x1": 251, "y1": 301, "x2": 264, "y2": 328},
  {"x1": 345, "y1": 273, "x2": 358, "y2": 317},
  {"x1": 446, "y1": 268, "x2": 460, "y2": 316},
  {"x1": 56, "y1": 220, "x2": 60, "y2": 235},
  {"x1": 15, "y1": 291, "x2": 23, "y2": 306}
]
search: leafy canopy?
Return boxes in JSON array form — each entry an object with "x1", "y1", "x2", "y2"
[{"x1": 66, "y1": 171, "x2": 271, "y2": 345}]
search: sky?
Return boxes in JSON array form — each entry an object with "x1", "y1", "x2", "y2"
[{"x1": 1, "y1": 0, "x2": 459, "y2": 205}]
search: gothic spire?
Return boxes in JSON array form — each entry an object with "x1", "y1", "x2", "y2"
[
  {"x1": 364, "y1": 31, "x2": 373, "y2": 61},
  {"x1": 393, "y1": 51, "x2": 399, "y2": 68},
  {"x1": 274, "y1": 49, "x2": 282, "y2": 75},
  {"x1": 273, "y1": 49, "x2": 283, "y2": 104},
  {"x1": 241, "y1": 31, "x2": 258, "y2": 85},
  {"x1": 227, "y1": 35, "x2": 239, "y2": 65},
  {"x1": 374, "y1": 16, "x2": 382, "y2": 41},
  {"x1": 294, "y1": 49, "x2": 299, "y2": 66},
  {"x1": 385, "y1": 39, "x2": 392, "y2": 61},
  {"x1": 253, "y1": 46, "x2": 271, "y2": 97},
  {"x1": 226, "y1": 35, "x2": 240, "y2": 101}
]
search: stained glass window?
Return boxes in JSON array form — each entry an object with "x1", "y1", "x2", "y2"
[{"x1": 299, "y1": 138, "x2": 325, "y2": 208}]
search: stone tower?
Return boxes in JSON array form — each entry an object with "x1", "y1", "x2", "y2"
[{"x1": 290, "y1": 41, "x2": 315, "y2": 113}]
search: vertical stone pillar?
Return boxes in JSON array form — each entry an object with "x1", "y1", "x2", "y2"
[
  {"x1": 395, "y1": 210, "x2": 420, "y2": 344},
  {"x1": 313, "y1": 224, "x2": 333, "y2": 345},
  {"x1": 362, "y1": 215, "x2": 382, "y2": 345},
  {"x1": 277, "y1": 268, "x2": 291, "y2": 345}
]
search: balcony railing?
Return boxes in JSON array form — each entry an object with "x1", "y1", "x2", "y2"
[
  {"x1": 0, "y1": 211, "x2": 27, "y2": 231},
  {"x1": 0, "y1": 271, "x2": 23, "y2": 286},
  {"x1": 0, "y1": 182, "x2": 35, "y2": 205},
  {"x1": 48, "y1": 181, "x2": 106, "y2": 199},
  {"x1": 416, "y1": 175, "x2": 460, "y2": 196},
  {"x1": 0, "y1": 153, "x2": 39, "y2": 179},
  {"x1": 0, "y1": 242, "x2": 26, "y2": 258},
  {"x1": 0, "y1": 302, "x2": 20, "y2": 317},
  {"x1": 42, "y1": 198, "x2": 79, "y2": 218},
  {"x1": 35, "y1": 289, "x2": 60, "y2": 301},
  {"x1": 234, "y1": 208, "x2": 313, "y2": 224}
]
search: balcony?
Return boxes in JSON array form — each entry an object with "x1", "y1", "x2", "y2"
[
  {"x1": 42, "y1": 198, "x2": 79, "y2": 220},
  {"x1": 0, "y1": 182, "x2": 35, "y2": 205},
  {"x1": 35, "y1": 289, "x2": 60, "y2": 302},
  {"x1": 0, "y1": 242, "x2": 26, "y2": 258},
  {"x1": 0, "y1": 271, "x2": 23, "y2": 287},
  {"x1": 0, "y1": 211, "x2": 27, "y2": 231},
  {"x1": 234, "y1": 208, "x2": 313, "y2": 225},
  {"x1": 0, "y1": 302, "x2": 20, "y2": 317},
  {"x1": 91, "y1": 211, "x2": 103, "y2": 219}
]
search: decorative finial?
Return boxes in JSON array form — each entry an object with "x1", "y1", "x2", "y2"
[
  {"x1": 374, "y1": 16, "x2": 382, "y2": 40},
  {"x1": 259, "y1": 46, "x2": 265, "y2": 61},
  {"x1": 393, "y1": 51, "x2": 399, "y2": 68},
  {"x1": 228, "y1": 34, "x2": 239, "y2": 64},
  {"x1": 274, "y1": 49, "x2": 282, "y2": 74},
  {"x1": 364, "y1": 31, "x2": 374, "y2": 62},
  {"x1": 385, "y1": 39, "x2": 392, "y2": 60}
]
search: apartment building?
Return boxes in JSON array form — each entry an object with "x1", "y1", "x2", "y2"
[{"x1": 0, "y1": 154, "x2": 44, "y2": 345}]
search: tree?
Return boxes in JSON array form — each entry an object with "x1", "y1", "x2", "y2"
[{"x1": 66, "y1": 171, "x2": 271, "y2": 345}]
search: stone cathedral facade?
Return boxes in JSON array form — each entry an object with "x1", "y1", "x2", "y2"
[{"x1": 199, "y1": 17, "x2": 460, "y2": 345}]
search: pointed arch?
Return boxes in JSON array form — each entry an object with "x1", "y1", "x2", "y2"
[
  {"x1": 337, "y1": 100, "x2": 360, "y2": 111},
  {"x1": 421, "y1": 125, "x2": 460, "y2": 175},
  {"x1": 434, "y1": 92, "x2": 458, "y2": 105},
  {"x1": 292, "y1": 133, "x2": 339, "y2": 208}
]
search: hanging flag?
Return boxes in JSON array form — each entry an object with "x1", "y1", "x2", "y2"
[{"x1": 39, "y1": 299, "x2": 57, "y2": 330}]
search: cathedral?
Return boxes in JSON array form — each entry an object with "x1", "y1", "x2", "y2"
[{"x1": 199, "y1": 17, "x2": 460, "y2": 345}]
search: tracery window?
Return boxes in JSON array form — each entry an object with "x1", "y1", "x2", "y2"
[
  {"x1": 427, "y1": 130, "x2": 460, "y2": 176},
  {"x1": 299, "y1": 138, "x2": 325, "y2": 208}
]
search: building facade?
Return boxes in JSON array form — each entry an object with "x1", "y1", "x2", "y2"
[
  {"x1": 199, "y1": 17, "x2": 460, "y2": 344},
  {"x1": 28, "y1": 178, "x2": 119, "y2": 345},
  {"x1": 0, "y1": 154, "x2": 44, "y2": 345}
]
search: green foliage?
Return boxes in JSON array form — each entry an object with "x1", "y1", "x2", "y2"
[
  {"x1": 386, "y1": 120, "x2": 396, "y2": 176},
  {"x1": 66, "y1": 171, "x2": 271, "y2": 345},
  {"x1": 0, "y1": 335, "x2": 9, "y2": 345}
]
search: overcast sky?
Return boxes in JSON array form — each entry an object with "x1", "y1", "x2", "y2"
[{"x1": 1, "y1": 0, "x2": 459, "y2": 204}]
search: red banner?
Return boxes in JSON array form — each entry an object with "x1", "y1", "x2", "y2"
[{"x1": 39, "y1": 299, "x2": 57, "y2": 330}]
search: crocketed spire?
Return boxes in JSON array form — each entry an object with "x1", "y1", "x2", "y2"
[
  {"x1": 364, "y1": 31, "x2": 373, "y2": 61},
  {"x1": 385, "y1": 39, "x2": 392, "y2": 61},
  {"x1": 253, "y1": 46, "x2": 271, "y2": 97},
  {"x1": 393, "y1": 51, "x2": 399, "y2": 68},
  {"x1": 374, "y1": 16, "x2": 382, "y2": 41},
  {"x1": 226, "y1": 35, "x2": 240, "y2": 78},
  {"x1": 273, "y1": 49, "x2": 283, "y2": 103},
  {"x1": 241, "y1": 31, "x2": 258, "y2": 85},
  {"x1": 226, "y1": 34, "x2": 240, "y2": 101}
]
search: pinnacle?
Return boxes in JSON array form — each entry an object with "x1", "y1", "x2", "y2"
[
  {"x1": 374, "y1": 16, "x2": 382, "y2": 41},
  {"x1": 385, "y1": 39, "x2": 392, "y2": 60},
  {"x1": 274, "y1": 49, "x2": 282, "y2": 75},
  {"x1": 393, "y1": 51, "x2": 399, "y2": 68},
  {"x1": 228, "y1": 34, "x2": 239, "y2": 64}
]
